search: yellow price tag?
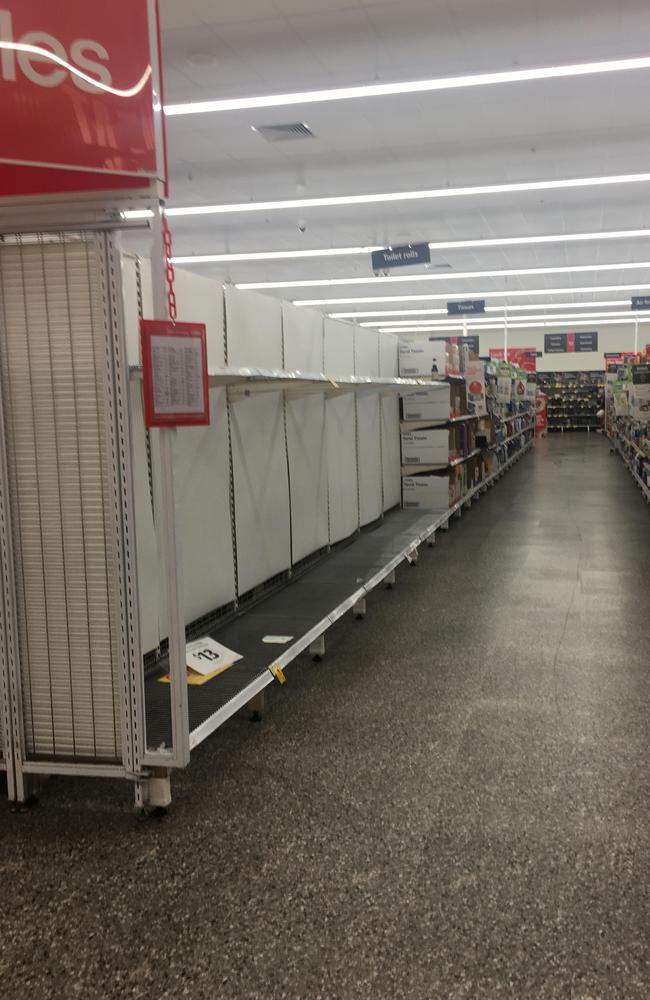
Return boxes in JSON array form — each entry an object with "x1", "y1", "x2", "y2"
[{"x1": 271, "y1": 664, "x2": 286, "y2": 685}]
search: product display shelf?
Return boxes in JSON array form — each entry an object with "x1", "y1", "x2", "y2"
[
  {"x1": 491, "y1": 420, "x2": 535, "y2": 449},
  {"x1": 400, "y1": 414, "x2": 479, "y2": 432},
  {"x1": 144, "y1": 437, "x2": 531, "y2": 752},
  {"x1": 401, "y1": 447, "x2": 483, "y2": 477},
  {"x1": 538, "y1": 372, "x2": 604, "y2": 432},
  {"x1": 610, "y1": 437, "x2": 650, "y2": 502}
]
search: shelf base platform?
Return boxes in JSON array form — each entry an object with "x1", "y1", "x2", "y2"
[{"x1": 144, "y1": 441, "x2": 532, "y2": 755}]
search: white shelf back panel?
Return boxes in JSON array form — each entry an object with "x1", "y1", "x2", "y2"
[
  {"x1": 0, "y1": 236, "x2": 124, "y2": 761},
  {"x1": 174, "y1": 267, "x2": 225, "y2": 368},
  {"x1": 173, "y1": 389, "x2": 235, "y2": 620},
  {"x1": 379, "y1": 333, "x2": 401, "y2": 511},
  {"x1": 227, "y1": 287, "x2": 290, "y2": 595},
  {"x1": 225, "y1": 286, "x2": 282, "y2": 368},
  {"x1": 354, "y1": 329, "x2": 383, "y2": 527},
  {"x1": 283, "y1": 304, "x2": 328, "y2": 563},
  {"x1": 324, "y1": 320, "x2": 359, "y2": 543},
  {"x1": 231, "y1": 395, "x2": 291, "y2": 595},
  {"x1": 282, "y1": 303, "x2": 324, "y2": 372}
]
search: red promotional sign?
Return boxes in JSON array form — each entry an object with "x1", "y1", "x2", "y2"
[
  {"x1": 0, "y1": 0, "x2": 166, "y2": 197},
  {"x1": 140, "y1": 321, "x2": 210, "y2": 429},
  {"x1": 489, "y1": 348, "x2": 537, "y2": 372}
]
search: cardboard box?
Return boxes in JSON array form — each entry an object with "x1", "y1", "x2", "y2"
[
  {"x1": 401, "y1": 384, "x2": 451, "y2": 422},
  {"x1": 402, "y1": 475, "x2": 449, "y2": 512},
  {"x1": 398, "y1": 339, "x2": 447, "y2": 377},
  {"x1": 401, "y1": 429, "x2": 449, "y2": 466},
  {"x1": 446, "y1": 343, "x2": 460, "y2": 374}
]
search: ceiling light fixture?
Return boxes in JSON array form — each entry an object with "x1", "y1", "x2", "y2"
[
  {"x1": 170, "y1": 228, "x2": 650, "y2": 265},
  {"x1": 330, "y1": 300, "x2": 634, "y2": 318},
  {"x1": 237, "y1": 260, "x2": 650, "y2": 291},
  {"x1": 370, "y1": 309, "x2": 638, "y2": 328},
  {"x1": 171, "y1": 246, "x2": 382, "y2": 264},
  {"x1": 122, "y1": 171, "x2": 650, "y2": 221},
  {"x1": 379, "y1": 317, "x2": 648, "y2": 334},
  {"x1": 163, "y1": 55, "x2": 650, "y2": 117},
  {"x1": 297, "y1": 283, "x2": 650, "y2": 307}
]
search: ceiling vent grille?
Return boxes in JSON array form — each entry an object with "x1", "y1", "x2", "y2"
[{"x1": 252, "y1": 122, "x2": 315, "y2": 142}]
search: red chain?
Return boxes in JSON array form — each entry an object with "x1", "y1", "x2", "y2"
[{"x1": 162, "y1": 215, "x2": 177, "y2": 323}]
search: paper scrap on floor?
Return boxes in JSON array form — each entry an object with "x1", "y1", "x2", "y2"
[
  {"x1": 158, "y1": 637, "x2": 242, "y2": 685},
  {"x1": 262, "y1": 635, "x2": 294, "y2": 644},
  {"x1": 186, "y1": 637, "x2": 242, "y2": 675}
]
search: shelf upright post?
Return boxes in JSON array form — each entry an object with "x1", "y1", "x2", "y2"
[{"x1": 145, "y1": 204, "x2": 191, "y2": 774}]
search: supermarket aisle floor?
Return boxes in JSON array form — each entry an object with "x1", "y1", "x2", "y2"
[{"x1": 1, "y1": 434, "x2": 649, "y2": 1000}]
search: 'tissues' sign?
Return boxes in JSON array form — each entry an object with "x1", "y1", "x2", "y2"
[{"x1": 0, "y1": 0, "x2": 165, "y2": 193}]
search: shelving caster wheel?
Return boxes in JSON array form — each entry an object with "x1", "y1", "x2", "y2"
[
  {"x1": 426, "y1": 533, "x2": 435, "y2": 548},
  {"x1": 137, "y1": 769, "x2": 171, "y2": 819},
  {"x1": 310, "y1": 635, "x2": 326, "y2": 662},
  {"x1": 454, "y1": 507, "x2": 462, "y2": 520},
  {"x1": 463, "y1": 499, "x2": 472, "y2": 511},
  {"x1": 385, "y1": 569, "x2": 396, "y2": 589},
  {"x1": 439, "y1": 520, "x2": 450, "y2": 532},
  {"x1": 353, "y1": 596, "x2": 367, "y2": 620}
]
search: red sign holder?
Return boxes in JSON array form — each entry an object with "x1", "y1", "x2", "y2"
[
  {"x1": 140, "y1": 320, "x2": 210, "y2": 429},
  {"x1": 0, "y1": 0, "x2": 166, "y2": 201}
]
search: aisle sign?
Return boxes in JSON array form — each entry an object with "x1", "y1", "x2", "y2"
[
  {"x1": 544, "y1": 332, "x2": 598, "y2": 354},
  {"x1": 0, "y1": 0, "x2": 166, "y2": 198},
  {"x1": 140, "y1": 320, "x2": 210, "y2": 428},
  {"x1": 447, "y1": 299, "x2": 485, "y2": 316},
  {"x1": 371, "y1": 243, "x2": 430, "y2": 273},
  {"x1": 631, "y1": 296, "x2": 650, "y2": 311}
]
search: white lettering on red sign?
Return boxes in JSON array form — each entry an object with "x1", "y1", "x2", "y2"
[{"x1": 0, "y1": 8, "x2": 111, "y2": 91}]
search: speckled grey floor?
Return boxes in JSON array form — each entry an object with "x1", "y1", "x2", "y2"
[{"x1": 1, "y1": 434, "x2": 649, "y2": 1000}]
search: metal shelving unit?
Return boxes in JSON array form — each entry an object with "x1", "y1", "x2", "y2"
[{"x1": 145, "y1": 436, "x2": 532, "y2": 754}]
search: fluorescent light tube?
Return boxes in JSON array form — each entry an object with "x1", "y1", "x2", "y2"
[
  {"x1": 379, "y1": 317, "x2": 648, "y2": 333},
  {"x1": 331, "y1": 300, "x2": 633, "y2": 318},
  {"x1": 296, "y1": 283, "x2": 650, "y2": 307},
  {"x1": 373, "y1": 309, "x2": 638, "y2": 328},
  {"x1": 164, "y1": 55, "x2": 650, "y2": 117},
  {"x1": 169, "y1": 229, "x2": 650, "y2": 265},
  {"x1": 238, "y1": 260, "x2": 650, "y2": 291},
  {"x1": 171, "y1": 246, "x2": 382, "y2": 264},
  {"x1": 149, "y1": 173, "x2": 650, "y2": 220}
]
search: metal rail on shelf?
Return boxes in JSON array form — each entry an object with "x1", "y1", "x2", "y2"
[
  {"x1": 130, "y1": 365, "x2": 441, "y2": 400},
  {"x1": 143, "y1": 438, "x2": 532, "y2": 755},
  {"x1": 491, "y1": 422, "x2": 535, "y2": 449},
  {"x1": 400, "y1": 413, "x2": 480, "y2": 431}
]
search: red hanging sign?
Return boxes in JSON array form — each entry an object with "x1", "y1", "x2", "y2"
[
  {"x1": 489, "y1": 348, "x2": 537, "y2": 372},
  {"x1": 140, "y1": 320, "x2": 210, "y2": 429},
  {"x1": 0, "y1": 0, "x2": 166, "y2": 197}
]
